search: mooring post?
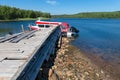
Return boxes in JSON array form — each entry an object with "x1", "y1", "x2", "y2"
[
  {"x1": 28, "y1": 24, "x2": 31, "y2": 31},
  {"x1": 21, "y1": 25, "x2": 25, "y2": 32}
]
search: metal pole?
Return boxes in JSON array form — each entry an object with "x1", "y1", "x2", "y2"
[
  {"x1": 21, "y1": 25, "x2": 25, "y2": 32},
  {"x1": 28, "y1": 24, "x2": 31, "y2": 31}
]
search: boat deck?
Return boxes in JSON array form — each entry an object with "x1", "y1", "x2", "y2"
[{"x1": 0, "y1": 27, "x2": 59, "y2": 80}]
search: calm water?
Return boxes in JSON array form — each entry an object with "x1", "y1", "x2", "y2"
[
  {"x1": 0, "y1": 20, "x2": 35, "y2": 37},
  {"x1": 0, "y1": 18, "x2": 120, "y2": 68},
  {"x1": 51, "y1": 18, "x2": 120, "y2": 64}
]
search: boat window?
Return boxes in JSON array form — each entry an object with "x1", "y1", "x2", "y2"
[
  {"x1": 45, "y1": 25, "x2": 50, "y2": 28},
  {"x1": 38, "y1": 25, "x2": 44, "y2": 27},
  {"x1": 61, "y1": 26, "x2": 66, "y2": 29}
]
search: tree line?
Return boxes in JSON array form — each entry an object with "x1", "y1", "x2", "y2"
[
  {"x1": 52, "y1": 11, "x2": 120, "y2": 18},
  {"x1": 0, "y1": 5, "x2": 51, "y2": 20}
]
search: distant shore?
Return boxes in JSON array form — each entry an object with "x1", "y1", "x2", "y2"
[{"x1": 0, "y1": 18, "x2": 50, "y2": 22}]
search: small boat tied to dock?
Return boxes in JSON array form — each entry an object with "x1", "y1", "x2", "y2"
[
  {"x1": 29, "y1": 18, "x2": 79, "y2": 37},
  {"x1": 0, "y1": 24, "x2": 61, "y2": 80}
]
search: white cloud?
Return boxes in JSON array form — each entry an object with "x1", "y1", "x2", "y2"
[{"x1": 46, "y1": 0, "x2": 57, "y2": 5}]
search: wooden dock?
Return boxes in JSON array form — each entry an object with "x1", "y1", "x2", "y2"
[{"x1": 0, "y1": 26, "x2": 61, "y2": 80}]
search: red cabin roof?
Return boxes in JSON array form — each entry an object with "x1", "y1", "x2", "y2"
[
  {"x1": 35, "y1": 21, "x2": 60, "y2": 25},
  {"x1": 34, "y1": 20, "x2": 70, "y2": 32},
  {"x1": 61, "y1": 22, "x2": 69, "y2": 29}
]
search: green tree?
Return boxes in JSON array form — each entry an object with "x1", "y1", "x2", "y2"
[{"x1": 0, "y1": 5, "x2": 51, "y2": 20}]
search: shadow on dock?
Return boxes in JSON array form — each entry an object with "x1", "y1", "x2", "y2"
[{"x1": 36, "y1": 47, "x2": 59, "y2": 80}]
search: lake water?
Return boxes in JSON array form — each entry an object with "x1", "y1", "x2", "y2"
[
  {"x1": 51, "y1": 18, "x2": 120, "y2": 62},
  {"x1": 0, "y1": 20, "x2": 35, "y2": 37},
  {"x1": 0, "y1": 18, "x2": 120, "y2": 78},
  {"x1": 50, "y1": 18, "x2": 120, "y2": 79}
]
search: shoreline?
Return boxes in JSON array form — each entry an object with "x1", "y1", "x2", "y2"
[
  {"x1": 84, "y1": 51, "x2": 120, "y2": 80},
  {"x1": 48, "y1": 38, "x2": 113, "y2": 80},
  {"x1": 0, "y1": 18, "x2": 50, "y2": 22}
]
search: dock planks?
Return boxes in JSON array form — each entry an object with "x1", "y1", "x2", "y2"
[{"x1": 0, "y1": 27, "x2": 57, "y2": 80}]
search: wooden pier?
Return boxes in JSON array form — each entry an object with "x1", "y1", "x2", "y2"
[{"x1": 0, "y1": 26, "x2": 61, "y2": 80}]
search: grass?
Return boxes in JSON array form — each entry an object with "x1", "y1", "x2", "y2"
[
  {"x1": 0, "y1": 17, "x2": 50, "y2": 22},
  {"x1": 17, "y1": 18, "x2": 37, "y2": 20},
  {"x1": 17, "y1": 17, "x2": 50, "y2": 20}
]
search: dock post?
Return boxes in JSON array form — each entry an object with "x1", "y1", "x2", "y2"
[{"x1": 21, "y1": 25, "x2": 25, "y2": 32}]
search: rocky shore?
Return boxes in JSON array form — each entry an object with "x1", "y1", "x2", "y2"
[
  {"x1": 49, "y1": 38, "x2": 113, "y2": 80},
  {"x1": 36, "y1": 37, "x2": 113, "y2": 80}
]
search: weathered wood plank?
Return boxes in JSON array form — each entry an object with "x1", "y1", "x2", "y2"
[{"x1": 0, "y1": 27, "x2": 58, "y2": 80}]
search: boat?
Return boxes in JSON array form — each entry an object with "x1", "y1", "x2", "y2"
[{"x1": 29, "y1": 19, "x2": 79, "y2": 37}]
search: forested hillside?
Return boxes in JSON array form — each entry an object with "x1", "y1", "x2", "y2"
[
  {"x1": 0, "y1": 5, "x2": 51, "y2": 20},
  {"x1": 52, "y1": 11, "x2": 120, "y2": 18}
]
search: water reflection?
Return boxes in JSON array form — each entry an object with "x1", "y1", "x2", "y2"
[
  {"x1": 0, "y1": 20, "x2": 35, "y2": 37},
  {"x1": 0, "y1": 28, "x2": 12, "y2": 36}
]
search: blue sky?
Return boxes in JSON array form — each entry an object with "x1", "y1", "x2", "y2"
[{"x1": 0, "y1": 0, "x2": 120, "y2": 15}]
